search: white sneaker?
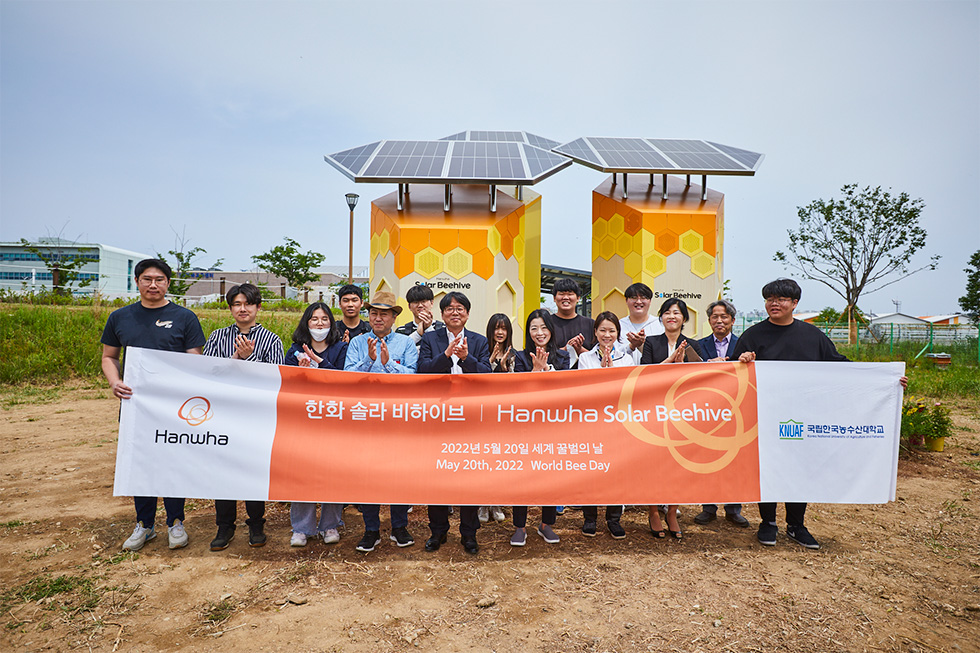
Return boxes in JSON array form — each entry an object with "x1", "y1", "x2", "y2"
[
  {"x1": 168, "y1": 520, "x2": 189, "y2": 549},
  {"x1": 321, "y1": 528, "x2": 340, "y2": 544},
  {"x1": 491, "y1": 506, "x2": 506, "y2": 522},
  {"x1": 290, "y1": 532, "x2": 307, "y2": 547},
  {"x1": 478, "y1": 506, "x2": 489, "y2": 523},
  {"x1": 123, "y1": 523, "x2": 156, "y2": 551}
]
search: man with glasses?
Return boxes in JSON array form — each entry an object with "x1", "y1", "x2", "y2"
[
  {"x1": 694, "y1": 299, "x2": 749, "y2": 528},
  {"x1": 344, "y1": 291, "x2": 419, "y2": 552},
  {"x1": 101, "y1": 258, "x2": 206, "y2": 552},
  {"x1": 731, "y1": 278, "x2": 846, "y2": 550},
  {"x1": 418, "y1": 291, "x2": 491, "y2": 554},
  {"x1": 619, "y1": 282, "x2": 664, "y2": 365}
]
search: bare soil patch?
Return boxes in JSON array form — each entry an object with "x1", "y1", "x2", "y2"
[{"x1": 1, "y1": 387, "x2": 978, "y2": 652}]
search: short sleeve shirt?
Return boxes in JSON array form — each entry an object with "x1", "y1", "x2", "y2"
[{"x1": 101, "y1": 302, "x2": 206, "y2": 353}]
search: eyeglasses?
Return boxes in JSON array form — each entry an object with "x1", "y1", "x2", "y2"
[
  {"x1": 443, "y1": 306, "x2": 467, "y2": 314},
  {"x1": 765, "y1": 297, "x2": 795, "y2": 305},
  {"x1": 308, "y1": 317, "x2": 331, "y2": 325}
]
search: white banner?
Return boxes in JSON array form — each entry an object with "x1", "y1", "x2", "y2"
[{"x1": 114, "y1": 348, "x2": 905, "y2": 504}]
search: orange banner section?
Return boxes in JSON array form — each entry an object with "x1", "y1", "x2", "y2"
[{"x1": 268, "y1": 363, "x2": 760, "y2": 506}]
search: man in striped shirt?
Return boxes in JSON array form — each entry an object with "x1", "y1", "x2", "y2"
[{"x1": 203, "y1": 283, "x2": 285, "y2": 551}]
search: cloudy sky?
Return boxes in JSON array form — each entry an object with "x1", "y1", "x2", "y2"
[{"x1": 1, "y1": 1, "x2": 977, "y2": 315}]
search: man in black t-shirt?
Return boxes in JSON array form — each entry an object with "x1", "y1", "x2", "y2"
[
  {"x1": 733, "y1": 278, "x2": 906, "y2": 550},
  {"x1": 550, "y1": 278, "x2": 594, "y2": 368},
  {"x1": 336, "y1": 284, "x2": 370, "y2": 342},
  {"x1": 101, "y1": 258, "x2": 205, "y2": 553}
]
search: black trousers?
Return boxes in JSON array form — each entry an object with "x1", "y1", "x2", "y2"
[
  {"x1": 427, "y1": 506, "x2": 480, "y2": 538},
  {"x1": 758, "y1": 502, "x2": 806, "y2": 527},
  {"x1": 513, "y1": 506, "x2": 557, "y2": 528},
  {"x1": 582, "y1": 505, "x2": 623, "y2": 523},
  {"x1": 215, "y1": 500, "x2": 265, "y2": 528}
]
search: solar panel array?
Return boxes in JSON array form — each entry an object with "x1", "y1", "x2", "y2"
[
  {"x1": 552, "y1": 137, "x2": 764, "y2": 175},
  {"x1": 325, "y1": 139, "x2": 571, "y2": 185}
]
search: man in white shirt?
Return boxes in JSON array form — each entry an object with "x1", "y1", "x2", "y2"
[{"x1": 618, "y1": 283, "x2": 664, "y2": 365}]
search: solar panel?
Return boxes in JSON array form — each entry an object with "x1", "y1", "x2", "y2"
[
  {"x1": 439, "y1": 131, "x2": 561, "y2": 151},
  {"x1": 552, "y1": 137, "x2": 764, "y2": 175},
  {"x1": 324, "y1": 139, "x2": 571, "y2": 185}
]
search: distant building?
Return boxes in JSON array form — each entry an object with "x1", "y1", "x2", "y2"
[
  {"x1": 0, "y1": 239, "x2": 151, "y2": 297},
  {"x1": 183, "y1": 265, "x2": 369, "y2": 305},
  {"x1": 919, "y1": 314, "x2": 969, "y2": 325},
  {"x1": 869, "y1": 312, "x2": 928, "y2": 325}
]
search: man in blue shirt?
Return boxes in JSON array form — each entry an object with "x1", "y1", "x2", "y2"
[{"x1": 344, "y1": 291, "x2": 418, "y2": 552}]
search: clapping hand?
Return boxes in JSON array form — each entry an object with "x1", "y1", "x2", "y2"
[
  {"x1": 626, "y1": 329, "x2": 645, "y2": 351},
  {"x1": 233, "y1": 334, "x2": 255, "y2": 360},
  {"x1": 532, "y1": 346, "x2": 550, "y2": 371},
  {"x1": 299, "y1": 344, "x2": 323, "y2": 368}
]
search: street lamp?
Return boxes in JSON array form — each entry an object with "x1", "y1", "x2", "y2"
[{"x1": 345, "y1": 193, "x2": 359, "y2": 283}]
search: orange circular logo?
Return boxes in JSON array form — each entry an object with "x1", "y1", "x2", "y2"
[
  {"x1": 618, "y1": 365, "x2": 758, "y2": 474},
  {"x1": 177, "y1": 396, "x2": 213, "y2": 426}
]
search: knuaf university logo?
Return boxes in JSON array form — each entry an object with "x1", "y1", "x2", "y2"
[
  {"x1": 177, "y1": 396, "x2": 213, "y2": 426},
  {"x1": 779, "y1": 419, "x2": 804, "y2": 440}
]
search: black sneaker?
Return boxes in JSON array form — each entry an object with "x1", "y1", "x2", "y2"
[
  {"x1": 355, "y1": 531, "x2": 381, "y2": 552},
  {"x1": 607, "y1": 520, "x2": 626, "y2": 539},
  {"x1": 389, "y1": 526, "x2": 415, "y2": 548},
  {"x1": 248, "y1": 523, "x2": 267, "y2": 547},
  {"x1": 582, "y1": 520, "x2": 597, "y2": 537},
  {"x1": 757, "y1": 522, "x2": 778, "y2": 546},
  {"x1": 787, "y1": 525, "x2": 820, "y2": 550},
  {"x1": 210, "y1": 525, "x2": 235, "y2": 551}
]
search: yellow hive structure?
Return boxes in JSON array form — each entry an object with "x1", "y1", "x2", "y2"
[
  {"x1": 370, "y1": 184, "x2": 541, "y2": 342},
  {"x1": 592, "y1": 175, "x2": 725, "y2": 339}
]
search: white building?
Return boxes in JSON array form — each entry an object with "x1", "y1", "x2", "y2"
[{"x1": 0, "y1": 239, "x2": 151, "y2": 297}]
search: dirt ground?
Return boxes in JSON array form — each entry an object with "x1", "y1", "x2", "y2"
[{"x1": 1, "y1": 385, "x2": 978, "y2": 653}]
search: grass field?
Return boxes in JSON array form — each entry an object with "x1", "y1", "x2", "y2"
[{"x1": 2, "y1": 303, "x2": 978, "y2": 398}]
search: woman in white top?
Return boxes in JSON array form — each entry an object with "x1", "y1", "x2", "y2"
[{"x1": 578, "y1": 311, "x2": 635, "y2": 369}]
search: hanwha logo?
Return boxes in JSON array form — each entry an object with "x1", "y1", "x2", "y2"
[{"x1": 178, "y1": 396, "x2": 213, "y2": 426}]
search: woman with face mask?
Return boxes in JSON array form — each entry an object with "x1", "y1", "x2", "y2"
[
  {"x1": 284, "y1": 302, "x2": 348, "y2": 370},
  {"x1": 284, "y1": 302, "x2": 348, "y2": 547}
]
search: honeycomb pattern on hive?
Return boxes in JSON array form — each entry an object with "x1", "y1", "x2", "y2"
[
  {"x1": 623, "y1": 252, "x2": 642, "y2": 278},
  {"x1": 444, "y1": 248, "x2": 473, "y2": 279},
  {"x1": 415, "y1": 247, "x2": 442, "y2": 278},
  {"x1": 644, "y1": 251, "x2": 667, "y2": 277},
  {"x1": 473, "y1": 248, "x2": 494, "y2": 280},
  {"x1": 690, "y1": 251, "x2": 715, "y2": 279},
  {"x1": 679, "y1": 229, "x2": 703, "y2": 256}
]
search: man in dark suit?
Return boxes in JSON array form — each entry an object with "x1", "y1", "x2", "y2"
[
  {"x1": 418, "y1": 292, "x2": 491, "y2": 554},
  {"x1": 694, "y1": 299, "x2": 750, "y2": 528}
]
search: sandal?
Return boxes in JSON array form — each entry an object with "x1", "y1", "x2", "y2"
[
  {"x1": 650, "y1": 527, "x2": 666, "y2": 539},
  {"x1": 668, "y1": 529, "x2": 683, "y2": 540}
]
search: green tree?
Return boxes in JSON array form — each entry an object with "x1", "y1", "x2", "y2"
[
  {"x1": 815, "y1": 306, "x2": 842, "y2": 324},
  {"x1": 775, "y1": 184, "x2": 939, "y2": 344},
  {"x1": 251, "y1": 237, "x2": 325, "y2": 290},
  {"x1": 156, "y1": 228, "x2": 223, "y2": 298},
  {"x1": 959, "y1": 249, "x2": 980, "y2": 324},
  {"x1": 19, "y1": 237, "x2": 97, "y2": 296}
]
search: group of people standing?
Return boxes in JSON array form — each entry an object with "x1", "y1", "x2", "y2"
[{"x1": 102, "y1": 258, "x2": 905, "y2": 557}]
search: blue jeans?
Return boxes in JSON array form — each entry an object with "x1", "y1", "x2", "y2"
[
  {"x1": 361, "y1": 504, "x2": 409, "y2": 532},
  {"x1": 290, "y1": 503, "x2": 343, "y2": 536},
  {"x1": 135, "y1": 496, "x2": 184, "y2": 528}
]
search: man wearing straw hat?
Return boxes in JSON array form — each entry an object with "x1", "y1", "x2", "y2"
[{"x1": 344, "y1": 290, "x2": 419, "y2": 553}]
